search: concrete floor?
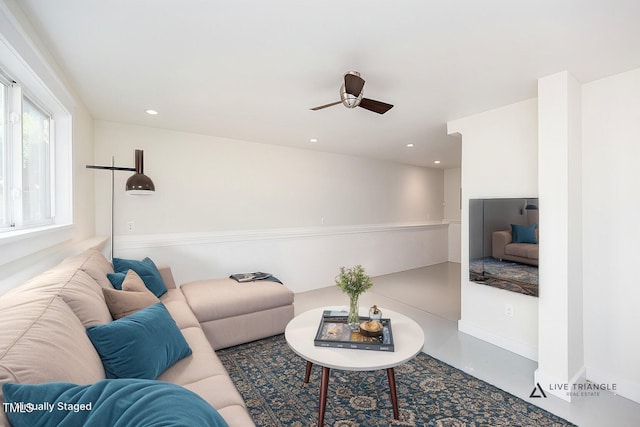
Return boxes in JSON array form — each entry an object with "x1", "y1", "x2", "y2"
[{"x1": 293, "y1": 262, "x2": 640, "y2": 427}]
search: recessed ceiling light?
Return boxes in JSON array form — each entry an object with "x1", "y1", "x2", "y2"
[
  {"x1": 145, "y1": 109, "x2": 158, "y2": 115},
  {"x1": 309, "y1": 138, "x2": 318, "y2": 143},
  {"x1": 406, "y1": 143, "x2": 415, "y2": 148},
  {"x1": 434, "y1": 160, "x2": 441, "y2": 164}
]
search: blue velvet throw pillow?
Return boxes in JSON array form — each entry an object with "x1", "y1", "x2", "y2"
[
  {"x1": 106, "y1": 272, "x2": 126, "y2": 288},
  {"x1": 112, "y1": 257, "x2": 167, "y2": 297},
  {"x1": 2, "y1": 379, "x2": 229, "y2": 427},
  {"x1": 86, "y1": 303, "x2": 191, "y2": 379},
  {"x1": 511, "y1": 223, "x2": 537, "y2": 244}
]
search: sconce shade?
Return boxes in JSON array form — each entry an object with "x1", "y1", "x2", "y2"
[{"x1": 125, "y1": 150, "x2": 155, "y2": 194}]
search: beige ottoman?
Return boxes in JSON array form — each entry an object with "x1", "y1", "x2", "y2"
[{"x1": 181, "y1": 278, "x2": 294, "y2": 350}]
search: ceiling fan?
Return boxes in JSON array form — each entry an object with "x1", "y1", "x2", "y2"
[{"x1": 310, "y1": 71, "x2": 393, "y2": 114}]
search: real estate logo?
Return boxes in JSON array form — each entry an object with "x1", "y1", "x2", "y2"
[
  {"x1": 529, "y1": 382, "x2": 547, "y2": 398},
  {"x1": 531, "y1": 382, "x2": 617, "y2": 399}
]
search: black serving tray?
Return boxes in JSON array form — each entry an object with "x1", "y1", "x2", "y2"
[{"x1": 313, "y1": 310, "x2": 395, "y2": 352}]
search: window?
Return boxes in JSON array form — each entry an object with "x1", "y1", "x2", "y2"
[
  {"x1": 0, "y1": 81, "x2": 5, "y2": 226},
  {"x1": 0, "y1": 7, "x2": 74, "y2": 266},
  {"x1": 0, "y1": 76, "x2": 54, "y2": 232}
]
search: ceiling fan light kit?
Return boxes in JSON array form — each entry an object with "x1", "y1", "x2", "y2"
[
  {"x1": 340, "y1": 83, "x2": 362, "y2": 108},
  {"x1": 311, "y1": 71, "x2": 393, "y2": 114}
]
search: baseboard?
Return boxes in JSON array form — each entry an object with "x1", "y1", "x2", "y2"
[
  {"x1": 535, "y1": 366, "x2": 640, "y2": 404},
  {"x1": 534, "y1": 367, "x2": 586, "y2": 402},
  {"x1": 586, "y1": 366, "x2": 640, "y2": 404},
  {"x1": 458, "y1": 319, "x2": 538, "y2": 361}
]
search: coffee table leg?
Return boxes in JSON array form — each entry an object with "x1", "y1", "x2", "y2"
[
  {"x1": 387, "y1": 367, "x2": 399, "y2": 419},
  {"x1": 304, "y1": 361, "x2": 313, "y2": 383},
  {"x1": 318, "y1": 366, "x2": 330, "y2": 427}
]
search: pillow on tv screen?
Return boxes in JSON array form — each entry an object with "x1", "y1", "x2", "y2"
[
  {"x1": 86, "y1": 302, "x2": 191, "y2": 379},
  {"x1": 112, "y1": 257, "x2": 167, "y2": 297},
  {"x1": 2, "y1": 379, "x2": 229, "y2": 427},
  {"x1": 103, "y1": 270, "x2": 160, "y2": 319},
  {"x1": 511, "y1": 223, "x2": 537, "y2": 244}
]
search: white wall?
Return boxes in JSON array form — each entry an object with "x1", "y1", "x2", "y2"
[
  {"x1": 446, "y1": 221, "x2": 461, "y2": 264},
  {"x1": 94, "y1": 121, "x2": 449, "y2": 291},
  {"x1": 114, "y1": 223, "x2": 450, "y2": 293},
  {"x1": 582, "y1": 67, "x2": 640, "y2": 403},
  {"x1": 448, "y1": 98, "x2": 539, "y2": 360},
  {"x1": 535, "y1": 71, "x2": 584, "y2": 402},
  {"x1": 0, "y1": 1, "x2": 96, "y2": 292},
  {"x1": 94, "y1": 121, "x2": 444, "y2": 234},
  {"x1": 444, "y1": 168, "x2": 461, "y2": 221},
  {"x1": 444, "y1": 168, "x2": 462, "y2": 263},
  {"x1": 448, "y1": 67, "x2": 640, "y2": 403}
]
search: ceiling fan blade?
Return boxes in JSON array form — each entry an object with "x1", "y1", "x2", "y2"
[
  {"x1": 310, "y1": 100, "x2": 342, "y2": 111},
  {"x1": 344, "y1": 73, "x2": 365, "y2": 97},
  {"x1": 359, "y1": 98, "x2": 393, "y2": 114}
]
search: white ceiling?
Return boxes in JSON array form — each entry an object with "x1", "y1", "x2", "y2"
[{"x1": 13, "y1": 0, "x2": 640, "y2": 168}]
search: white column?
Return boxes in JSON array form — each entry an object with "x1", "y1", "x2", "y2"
[{"x1": 535, "y1": 71, "x2": 584, "y2": 401}]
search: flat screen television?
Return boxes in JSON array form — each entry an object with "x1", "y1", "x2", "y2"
[{"x1": 469, "y1": 198, "x2": 539, "y2": 297}]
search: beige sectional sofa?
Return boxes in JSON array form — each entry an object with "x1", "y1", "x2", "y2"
[
  {"x1": 0, "y1": 248, "x2": 294, "y2": 426},
  {"x1": 491, "y1": 229, "x2": 539, "y2": 266}
]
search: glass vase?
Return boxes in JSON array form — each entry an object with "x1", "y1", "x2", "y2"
[{"x1": 348, "y1": 294, "x2": 360, "y2": 331}]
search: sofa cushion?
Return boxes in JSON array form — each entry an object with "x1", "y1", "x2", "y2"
[
  {"x1": 102, "y1": 270, "x2": 160, "y2": 319},
  {"x1": 181, "y1": 278, "x2": 294, "y2": 322},
  {"x1": 0, "y1": 295, "x2": 107, "y2": 425},
  {"x1": 2, "y1": 379, "x2": 229, "y2": 427},
  {"x1": 59, "y1": 270, "x2": 114, "y2": 327},
  {"x1": 112, "y1": 257, "x2": 168, "y2": 297},
  {"x1": 156, "y1": 325, "x2": 251, "y2": 425},
  {"x1": 505, "y1": 243, "x2": 539, "y2": 259},
  {"x1": 5, "y1": 266, "x2": 113, "y2": 327},
  {"x1": 511, "y1": 223, "x2": 538, "y2": 244},
  {"x1": 158, "y1": 327, "x2": 228, "y2": 385},
  {"x1": 0, "y1": 295, "x2": 107, "y2": 383},
  {"x1": 86, "y1": 302, "x2": 192, "y2": 379},
  {"x1": 181, "y1": 375, "x2": 250, "y2": 421},
  {"x1": 76, "y1": 249, "x2": 115, "y2": 289},
  {"x1": 160, "y1": 289, "x2": 201, "y2": 329}
]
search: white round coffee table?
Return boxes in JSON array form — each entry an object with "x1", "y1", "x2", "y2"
[{"x1": 284, "y1": 306, "x2": 424, "y2": 426}]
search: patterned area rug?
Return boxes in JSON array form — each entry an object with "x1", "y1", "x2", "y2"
[
  {"x1": 217, "y1": 335, "x2": 575, "y2": 427},
  {"x1": 469, "y1": 257, "x2": 539, "y2": 297}
]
